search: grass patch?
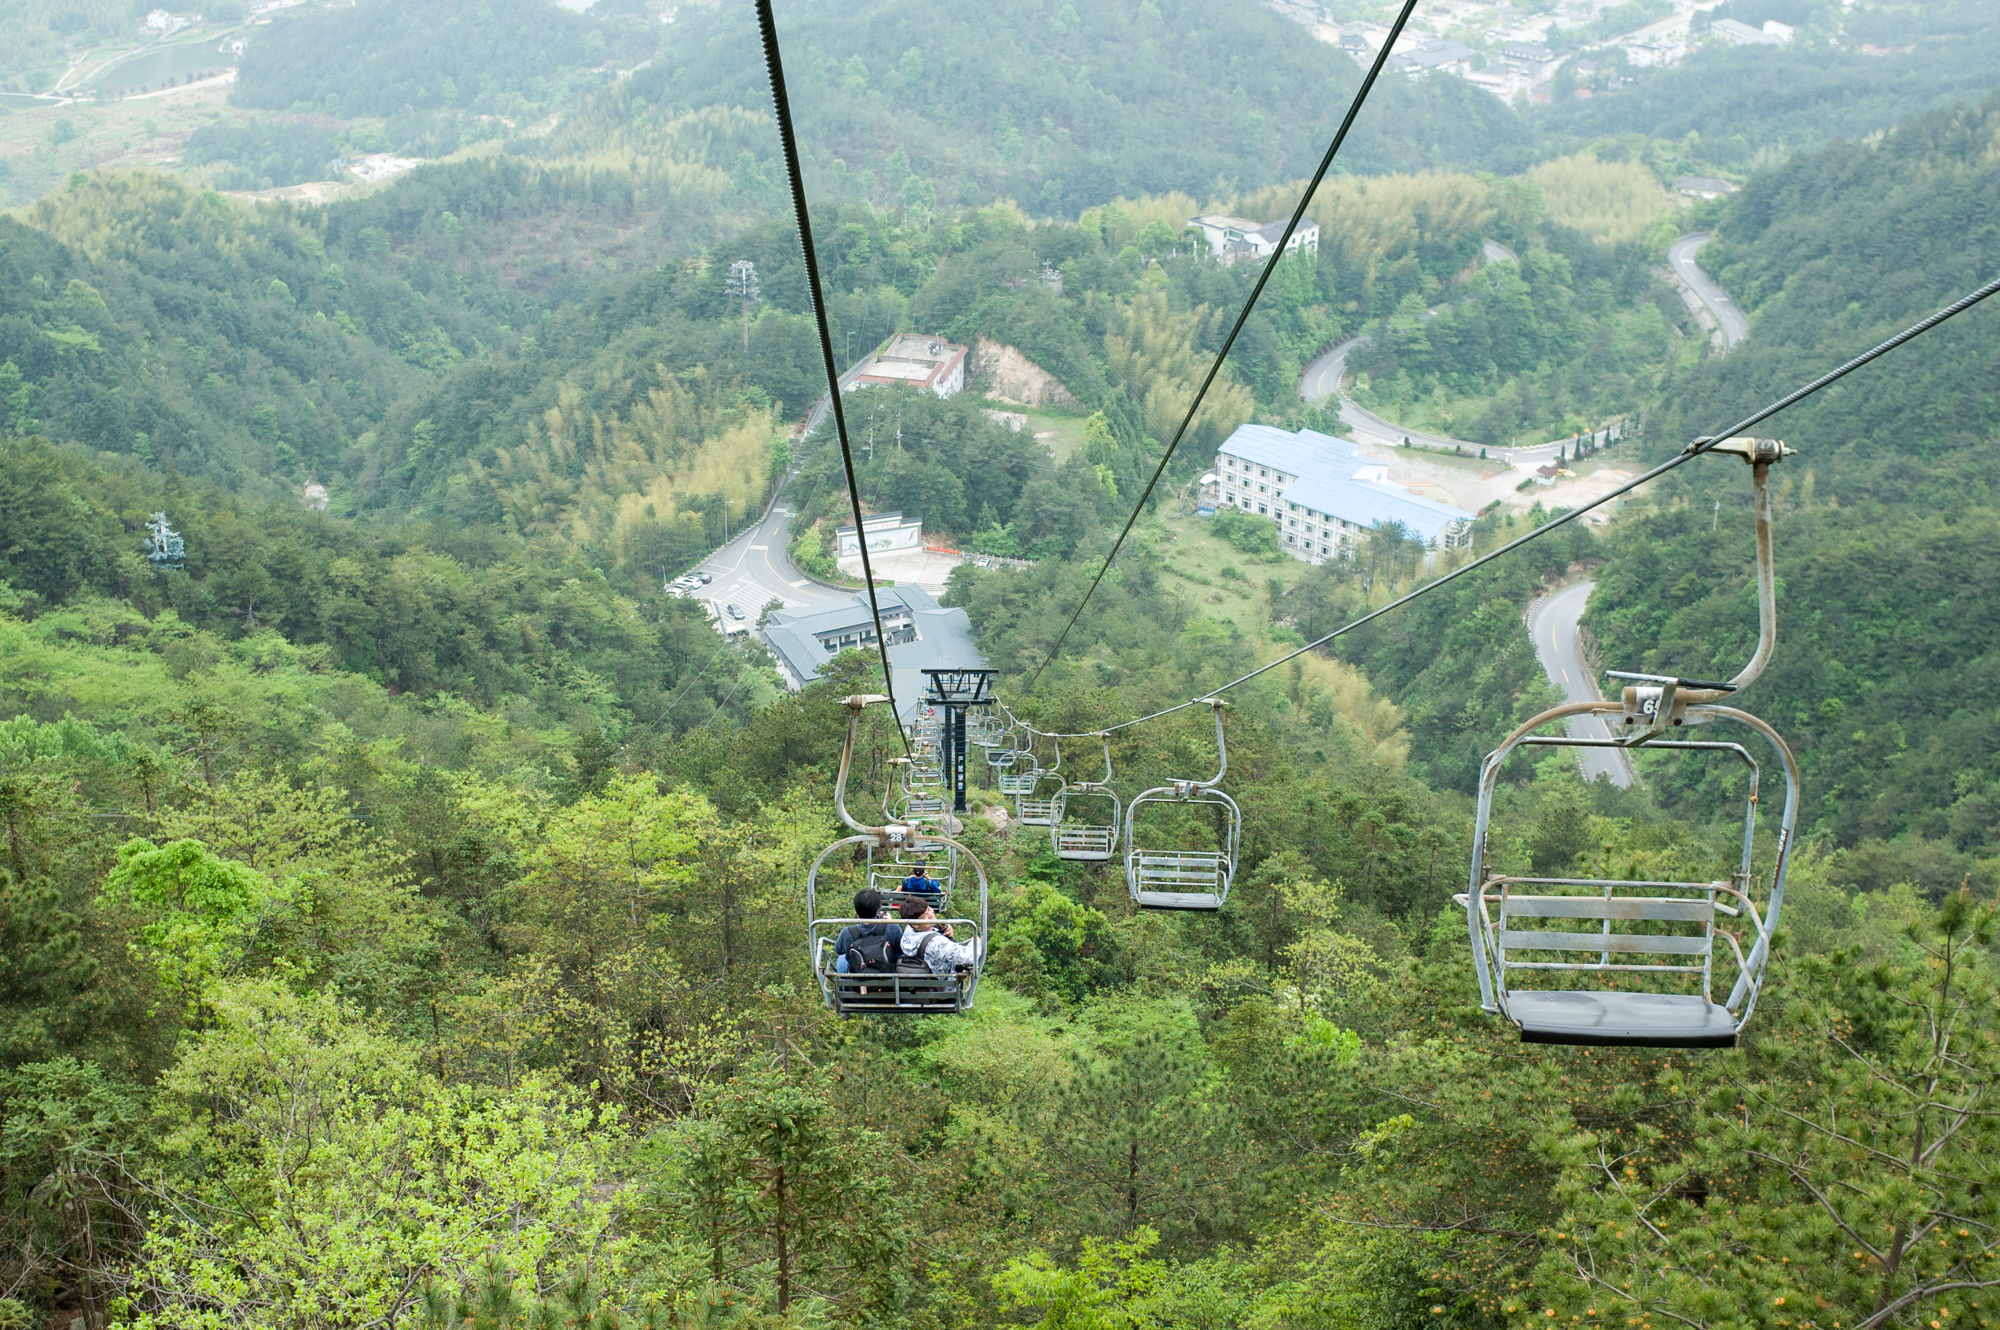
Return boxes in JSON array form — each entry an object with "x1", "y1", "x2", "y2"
[
  {"x1": 0, "y1": 80, "x2": 233, "y2": 204},
  {"x1": 1150, "y1": 507, "x2": 1317, "y2": 639},
  {"x1": 1019, "y1": 408, "x2": 1089, "y2": 462}
]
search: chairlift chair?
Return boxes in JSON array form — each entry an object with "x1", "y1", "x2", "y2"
[
  {"x1": 807, "y1": 696, "x2": 989, "y2": 1015},
  {"x1": 996, "y1": 737, "x2": 1042, "y2": 796},
  {"x1": 1014, "y1": 736, "x2": 1063, "y2": 825},
  {"x1": 1053, "y1": 733, "x2": 1122, "y2": 862},
  {"x1": 1124, "y1": 701, "x2": 1241, "y2": 910},
  {"x1": 1458, "y1": 438, "x2": 1800, "y2": 1048}
]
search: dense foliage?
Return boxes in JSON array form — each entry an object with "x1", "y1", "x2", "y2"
[
  {"x1": 596, "y1": 0, "x2": 1530, "y2": 218},
  {"x1": 1536, "y1": 0, "x2": 2000, "y2": 161},
  {"x1": 1589, "y1": 93, "x2": 2000, "y2": 861},
  {"x1": 9, "y1": 29, "x2": 2000, "y2": 1330}
]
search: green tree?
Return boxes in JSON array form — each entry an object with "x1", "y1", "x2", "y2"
[
  {"x1": 1035, "y1": 1002, "x2": 1230, "y2": 1240},
  {"x1": 134, "y1": 980, "x2": 622, "y2": 1330},
  {"x1": 655, "y1": 1064, "x2": 909, "y2": 1317},
  {"x1": 0, "y1": 1059, "x2": 141, "y2": 1329},
  {"x1": 1532, "y1": 896, "x2": 2000, "y2": 1328},
  {"x1": 99, "y1": 838, "x2": 273, "y2": 1013}
]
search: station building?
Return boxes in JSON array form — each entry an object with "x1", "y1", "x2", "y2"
[
  {"x1": 759, "y1": 586, "x2": 982, "y2": 720},
  {"x1": 1208, "y1": 423, "x2": 1477, "y2": 559}
]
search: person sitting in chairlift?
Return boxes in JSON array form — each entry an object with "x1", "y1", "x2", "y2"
[
  {"x1": 901, "y1": 859, "x2": 942, "y2": 903},
  {"x1": 897, "y1": 897, "x2": 980, "y2": 975},
  {"x1": 834, "y1": 888, "x2": 902, "y2": 974}
]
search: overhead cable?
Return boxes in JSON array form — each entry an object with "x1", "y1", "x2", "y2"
[
  {"x1": 1010, "y1": 270, "x2": 2000, "y2": 737},
  {"x1": 755, "y1": 0, "x2": 911, "y2": 752},
  {"x1": 1027, "y1": 0, "x2": 1426, "y2": 686}
]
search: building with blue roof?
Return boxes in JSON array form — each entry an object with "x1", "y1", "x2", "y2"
[{"x1": 1208, "y1": 424, "x2": 1476, "y2": 560}]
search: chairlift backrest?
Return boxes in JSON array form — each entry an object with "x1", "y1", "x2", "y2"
[{"x1": 1124, "y1": 702, "x2": 1240, "y2": 911}]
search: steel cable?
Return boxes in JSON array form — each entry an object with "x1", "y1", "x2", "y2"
[
  {"x1": 755, "y1": 0, "x2": 911, "y2": 753},
  {"x1": 1026, "y1": 0, "x2": 1426, "y2": 686}
]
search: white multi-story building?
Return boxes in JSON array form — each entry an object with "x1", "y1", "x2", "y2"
[
  {"x1": 1207, "y1": 424, "x2": 1477, "y2": 558},
  {"x1": 1188, "y1": 215, "x2": 1321, "y2": 262}
]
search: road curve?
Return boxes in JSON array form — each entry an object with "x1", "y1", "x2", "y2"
[
  {"x1": 1297, "y1": 336, "x2": 1562, "y2": 464},
  {"x1": 1526, "y1": 581, "x2": 1634, "y2": 788},
  {"x1": 689, "y1": 480, "x2": 847, "y2": 632},
  {"x1": 1666, "y1": 232, "x2": 1748, "y2": 350}
]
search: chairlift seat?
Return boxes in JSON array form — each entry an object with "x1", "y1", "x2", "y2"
[
  {"x1": 1054, "y1": 823, "x2": 1117, "y2": 861},
  {"x1": 1016, "y1": 796, "x2": 1057, "y2": 826},
  {"x1": 998, "y1": 770, "x2": 1038, "y2": 796},
  {"x1": 1129, "y1": 849, "x2": 1230, "y2": 910},
  {"x1": 1504, "y1": 990, "x2": 1737, "y2": 1048},
  {"x1": 824, "y1": 967, "x2": 969, "y2": 1014},
  {"x1": 1463, "y1": 871, "x2": 1768, "y2": 1048}
]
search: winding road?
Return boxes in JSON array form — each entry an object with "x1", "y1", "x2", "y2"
[
  {"x1": 1297, "y1": 334, "x2": 1564, "y2": 463},
  {"x1": 1526, "y1": 582, "x2": 1635, "y2": 788},
  {"x1": 1666, "y1": 232, "x2": 1748, "y2": 349},
  {"x1": 1295, "y1": 240, "x2": 1565, "y2": 463},
  {"x1": 1518, "y1": 236, "x2": 1746, "y2": 786},
  {"x1": 688, "y1": 481, "x2": 845, "y2": 632}
]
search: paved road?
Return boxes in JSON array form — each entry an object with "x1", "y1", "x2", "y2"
[
  {"x1": 1667, "y1": 232, "x2": 1748, "y2": 350},
  {"x1": 1297, "y1": 335, "x2": 1563, "y2": 464},
  {"x1": 687, "y1": 483, "x2": 845, "y2": 634},
  {"x1": 1526, "y1": 581, "x2": 1634, "y2": 788}
]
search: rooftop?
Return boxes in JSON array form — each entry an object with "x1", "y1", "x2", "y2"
[
  {"x1": 759, "y1": 585, "x2": 984, "y2": 719},
  {"x1": 1218, "y1": 424, "x2": 1477, "y2": 546}
]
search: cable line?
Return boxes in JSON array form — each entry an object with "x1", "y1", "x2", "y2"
[
  {"x1": 1007, "y1": 269, "x2": 2000, "y2": 738},
  {"x1": 1027, "y1": 0, "x2": 1424, "y2": 687},
  {"x1": 755, "y1": 0, "x2": 911, "y2": 753}
]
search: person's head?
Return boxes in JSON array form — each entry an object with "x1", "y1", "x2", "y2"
[
  {"x1": 854, "y1": 888, "x2": 883, "y2": 919},
  {"x1": 897, "y1": 897, "x2": 936, "y2": 925}
]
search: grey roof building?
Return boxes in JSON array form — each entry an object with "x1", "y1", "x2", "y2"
[
  {"x1": 1208, "y1": 423, "x2": 1478, "y2": 557},
  {"x1": 759, "y1": 585, "x2": 984, "y2": 718}
]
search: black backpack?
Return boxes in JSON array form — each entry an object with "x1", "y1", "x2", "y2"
[{"x1": 846, "y1": 925, "x2": 898, "y2": 974}]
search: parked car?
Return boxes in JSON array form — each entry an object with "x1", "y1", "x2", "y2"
[{"x1": 694, "y1": 572, "x2": 714, "y2": 585}]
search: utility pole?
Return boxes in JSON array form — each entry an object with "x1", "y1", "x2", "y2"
[{"x1": 725, "y1": 259, "x2": 760, "y2": 351}]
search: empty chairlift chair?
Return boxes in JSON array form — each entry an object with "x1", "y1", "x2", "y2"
[
  {"x1": 996, "y1": 734, "x2": 1041, "y2": 796},
  {"x1": 1052, "y1": 734, "x2": 1121, "y2": 862},
  {"x1": 1459, "y1": 437, "x2": 1801, "y2": 1048},
  {"x1": 808, "y1": 695, "x2": 990, "y2": 1015},
  {"x1": 1124, "y1": 701, "x2": 1241, "y2": 911},
  {"x1": 1015, "y1": 736, "x2": 1063, "y2": 826},
  {"x1": 893, "y1": 757, "x2": 947, "y2": 819}
]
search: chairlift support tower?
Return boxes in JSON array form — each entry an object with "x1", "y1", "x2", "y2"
[{"x1": 922, "y1": 667, "x2": 997, "y2": 814}]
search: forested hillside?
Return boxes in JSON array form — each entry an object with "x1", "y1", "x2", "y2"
[
  {"x1": 1536, "y1": 0, "x2": 2000, "y2": 161},
  {"x1": 1586, "y1": 94, "x2": 2000, "y2": 876},
  {"x1": 10, "y1": 17, "x2": 2000, "y2": 1330},
  {"x1": 564, "y1": 0, "x2": 1529, "y2": 217}
]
